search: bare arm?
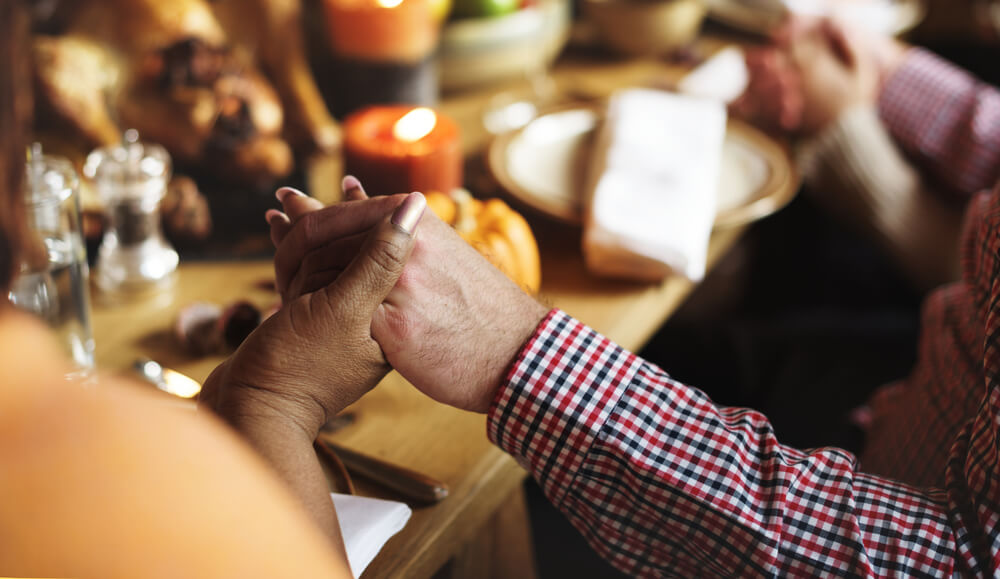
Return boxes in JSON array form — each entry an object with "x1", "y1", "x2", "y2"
[
  {"x1": 201, "y1": 188, "x2": 426, "y2": 547},
  {"x1": 0, "y1": 310, "x2": 351, "y2": 578}
]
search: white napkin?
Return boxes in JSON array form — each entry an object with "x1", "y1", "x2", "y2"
[
  {"x1": 677, "y1": 46, "x2": 749, "y2": 104},
  {"x1": 583, "y1": 89, "x2": 727, "y2": 282},
  {"x1": 332, "y1": 493, "x2": 412, "y2": 578}
]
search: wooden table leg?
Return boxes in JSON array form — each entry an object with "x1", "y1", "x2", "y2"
[{"x1": 439, "y1": 483, "x2": 538, "y2": 579}]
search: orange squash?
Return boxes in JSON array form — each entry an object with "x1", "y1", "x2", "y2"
[{"x1": 425, "y1": 190, "x2": 541, "y2": 294}]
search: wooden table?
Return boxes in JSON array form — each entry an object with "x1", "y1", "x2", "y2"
[{"x1": 90, "y1": 37, "x2": 794, "y2": 579}]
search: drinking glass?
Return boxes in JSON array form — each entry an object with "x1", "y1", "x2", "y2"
[
  {"x1": 8, "y1": 146, "x2": 96, "y2": 380},
  {"x1": 481, "y1": 0, "x2": 567, "y2": 135}
]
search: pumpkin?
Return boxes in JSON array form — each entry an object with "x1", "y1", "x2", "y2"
[{"x1": 425, "y1": 190, "x2": 542, "y2": 294}]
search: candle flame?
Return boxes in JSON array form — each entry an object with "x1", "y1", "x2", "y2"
[
  {"x1": 392, "y1": 108, "x2": 437, "y2": 143},
  {"x1": 377, "y1": 0, "x2": 404, "y2": 8}
]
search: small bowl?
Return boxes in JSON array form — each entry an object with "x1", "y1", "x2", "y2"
[
  {"x1": 582, "y1": 0, "x2": 707, "y2": 57},
  {"x1": 439, "y1": 0, "x2": 571, "y2": 92}
]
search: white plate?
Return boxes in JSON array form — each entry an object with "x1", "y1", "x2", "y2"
[
  {"x1": 705, "y1": 0, "x2": 925, "y2": 36},
  {"x1": 488, "y1": 104, "x2": 799, "y2": 229}
]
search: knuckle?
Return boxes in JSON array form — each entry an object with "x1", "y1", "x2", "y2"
[{"x1": 298, "y1": 212, "x2": 322, "y2": 248}]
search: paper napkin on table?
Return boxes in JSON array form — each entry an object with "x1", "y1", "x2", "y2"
[
  {"x1": 582, "y1": 88, "x2": 727, "y2": 282},
  {"x1": 332, "y1": 493, "x2": 412, "y2": 578},
  {"x1": 677, "y1": 46, "x2": 749, "y2": 104}
]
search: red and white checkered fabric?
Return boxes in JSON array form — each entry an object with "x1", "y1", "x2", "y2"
[{"x1": 484, "y1": 50, "x2": 1000, "y2": 576}]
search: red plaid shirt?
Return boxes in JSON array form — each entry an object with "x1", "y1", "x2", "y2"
[
  {"x1": 861, "y1": 48, "x2": 1000, "y2": 488},
  {"x1": 487, "y1": 51, "x2": 1000, "y2": 576}
]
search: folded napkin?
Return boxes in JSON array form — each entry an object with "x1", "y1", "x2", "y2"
[
  {"x1": 332, "y1": 493, "x2": 412, "y2": 578},
  {"x1": 582, "y1": 89, "x2": 727, "y2": 282},
  {"x1": 677, "y1": 46, "x2": 748, "y2": 104}
]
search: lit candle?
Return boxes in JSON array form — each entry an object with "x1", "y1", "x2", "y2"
[
  {"x1": 343, "y1": 105, "x2": 462, "y2": 196},
  {"x1": 320, "y1": 0, "x2": 439, "y2": 118},
  {"x1": 324, "y1": 0, "x2": 437, "y2": 62}
]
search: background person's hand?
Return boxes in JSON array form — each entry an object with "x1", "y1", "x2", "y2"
[
  {"x1": 730, "y1": 46, "x2": 804, "y2": 133},
  {"x1": 270, "y1": 178, "x2": 549, "y2": 413},
  {"x1": 732, "y1": 16, "x2": 907, "y2": 137},
  {"x1": 784, "y1": 18, "x2": 881, "y2": 135}
]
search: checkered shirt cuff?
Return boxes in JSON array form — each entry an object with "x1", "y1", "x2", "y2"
[{"x1": 487, "y1": 309, "x2": 642, "y2": 508}]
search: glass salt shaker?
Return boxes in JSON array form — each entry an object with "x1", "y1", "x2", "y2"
[
  {"x1": 8, "y1": 144, "x2": 96, "y2": 379},
  {"x1": 85, "y1": 130, "x2": 178, "y2": 295}
]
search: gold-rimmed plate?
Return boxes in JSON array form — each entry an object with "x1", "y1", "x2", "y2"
[
  {"x1": 487, "y1": 103, "x2": 800, "y2": 229},
  {"x1": 704, "y1": 0, "x2": 925, "y2": 37}
]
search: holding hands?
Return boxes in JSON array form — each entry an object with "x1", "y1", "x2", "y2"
[
  {"x1": 205, "y1": 172, "x2": 548, "y2": 461},
  {"x1": 733, "y1": 17, "x2": 907, "y2": 136},
  {"x1": 270, "y1": 177, "x2": 548, "y2": 413},
  {"x1": 200, "y1": 180, "x2": 435, "y2": 547},
  {"x1": 201, "y1": 187, "x2": 426, "y2": 440}
]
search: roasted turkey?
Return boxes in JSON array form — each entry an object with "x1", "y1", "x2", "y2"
[{"x1": 33, "y1": 0, "x2": 339, "y2": 185}]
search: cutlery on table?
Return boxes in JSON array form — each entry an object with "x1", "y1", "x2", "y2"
[
  {"x1": 134, "y1": 358, "x2": 202, "y2": 398},
  {"x1": 316, "y1": 435, "x2": 450, "y2": 506}
]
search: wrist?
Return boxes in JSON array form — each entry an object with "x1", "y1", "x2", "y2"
[
  {"x1": 875, "y1": 38, "x2": 909, "y2": 90},
  {"x1": 473, "y1": 301, "x2": 550, "y2": 413},
  {"x1": 202, "y1": 358, "x2": 327, "y2": 442}
]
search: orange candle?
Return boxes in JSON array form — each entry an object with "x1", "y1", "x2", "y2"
[
  {"x1": 323, "y1": 0, "x2": 438, "y2": 62},
  {"x1": 343, "y1": 105, "x2": 462, "y2": 196}
]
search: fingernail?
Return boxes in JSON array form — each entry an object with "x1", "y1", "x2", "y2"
[
  {"x1": 342, "y1": 175, "x2": 364, "y2": 195},
  {"x1": 391, "y1": 192, "x2": 426, "y2": 235},
  {"x1": 276, "y1": 186, "x2": 306, "y2": 203},
  {"x1": 265, "y1": 209, "x2": 289, "y2": 226}
]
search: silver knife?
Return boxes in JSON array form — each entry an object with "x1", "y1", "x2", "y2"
[{"x1": 133, "y1": 358, "x2": 202, "y2": 399}]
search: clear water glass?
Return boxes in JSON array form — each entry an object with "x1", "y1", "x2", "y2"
[{"x1": 8, "y1": 148, "x2": 96, "y2": 380}]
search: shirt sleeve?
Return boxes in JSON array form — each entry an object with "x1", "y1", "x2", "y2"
[
  {"x1": 878, "y1": 48, "x2": 1000, "y2": 197},
  {"x1": 487, "y1": 309, "x2": 973, "y2": 576}
]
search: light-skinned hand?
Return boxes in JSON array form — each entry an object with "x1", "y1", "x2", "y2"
[
  {"x1": 779, "y1": 19, "x2": 879, "y2": 134},
  {"x1": 731, "y1": 46, "x2": 804, "y2": 133},
  {"x1": 734, "y1": 16, "x2": 908, "y2": 136},
  {"x1": 269, "y1": 177, "x2": 549, "y2": 413},
  {"x1": 776, "y1": 16, "x2": 908, "y2": 90}
]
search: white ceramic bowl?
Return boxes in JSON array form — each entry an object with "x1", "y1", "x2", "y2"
[{"x1": 439, "y1": 0, "x2": 571, "y2": 92}]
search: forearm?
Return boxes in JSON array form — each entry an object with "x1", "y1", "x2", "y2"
[
  {"x1": 201, "y1": 364, "x2": 347, "y2": 559},
  {"x1": 799, "y1": 105, "x2": 963, "y2": 290},
  {"x1": 489, "y1": 310, "x2": 958, "y2": 576}
]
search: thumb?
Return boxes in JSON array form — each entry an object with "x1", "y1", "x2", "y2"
[{"x1": 327, "y1": 192, "x2": 426, "y2": 313}]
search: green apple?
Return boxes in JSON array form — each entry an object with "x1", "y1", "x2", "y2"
[{"x1": 451, "y1": 0, "x2": 519, "y2": 19}]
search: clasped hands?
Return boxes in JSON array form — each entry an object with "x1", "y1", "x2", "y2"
[
  {"x1": 201, "y1": 177, "x2": 548, "y2": 442},
  {"x1": 731, "y1": 16, "x2": 907, "y2": 136}
]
